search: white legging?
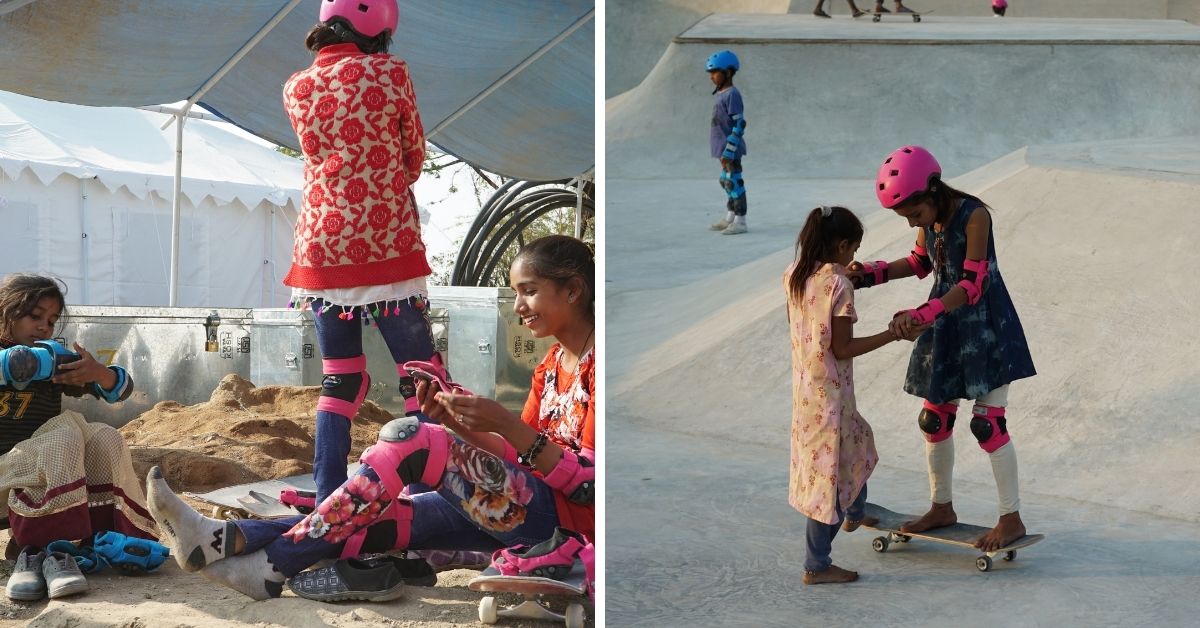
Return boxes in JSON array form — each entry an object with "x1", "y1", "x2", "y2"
[{"x1": 926, "y1": 385, "x2": 1020, "y2": 515}]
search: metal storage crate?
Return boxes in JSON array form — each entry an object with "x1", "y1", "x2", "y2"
[{"x1": 56, "y1": 287, "x2": 553, "y2": 427}]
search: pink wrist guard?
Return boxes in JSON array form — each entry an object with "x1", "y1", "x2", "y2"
[
  {"x1": 908, "y1": 298, "x2": 946, "y2": 325},
  {"x1": 543, "y1": 448, "x2": 595, "y2": 505},
  {"x1": 855, "y1": 260, "x2": 889, "y2": 288}
]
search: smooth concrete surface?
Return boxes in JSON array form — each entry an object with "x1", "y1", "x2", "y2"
[
  {"x1": 605, "y1": 1, "x2": 1198, "y2": 98},
  {"x1": 606, "y1": 139, "x2": 1200, "y2": 626},
  {"x1": 607, "y1": 16, "x2": 1200, "y2": 181}
]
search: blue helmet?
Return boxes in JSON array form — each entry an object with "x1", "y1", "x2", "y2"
[{"x1": 705, "y1": 50, "x2": 740, "y2": 73}]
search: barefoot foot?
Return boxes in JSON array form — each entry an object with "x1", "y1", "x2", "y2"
[
  {"x1": 803, "y1": 564, "x2": 859, "y2": 585},
  {"x1": 975, "y1": 512, "x2": 1026, "y2": 552},
  {"x1": 842, "y1": 515, "x2": 879, "y2": 532},
  {"x1": 899, "y1": 502, "x2": 957, "y2": 533}
]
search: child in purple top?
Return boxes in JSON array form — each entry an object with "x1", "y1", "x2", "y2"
[{"x1": 706, "y1": 50, "x2": 749, "y2": 235}]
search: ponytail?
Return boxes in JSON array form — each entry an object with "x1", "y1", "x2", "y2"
[{"x1": 787, "y1": 206, "x2": 864, "y2": 298}]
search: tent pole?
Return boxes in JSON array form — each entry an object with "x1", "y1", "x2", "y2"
[
  {"x1": 163, "y1": 0, "x2": 303, "y2": 305},
  {"x1": 78, "y1": 178, "x2": 89, "y2": 304},
  {"x1": 168, "y1": 113, "x2": 184, "y2": 306}
]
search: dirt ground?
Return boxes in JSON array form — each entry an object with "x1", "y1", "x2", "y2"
[{"x1": 0, "y1": 376, "x2": 593, "y2": 627}]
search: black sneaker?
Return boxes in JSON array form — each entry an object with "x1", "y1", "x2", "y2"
[{"x1": 288, "y1": 556, "x2": 418, "y2": 603}]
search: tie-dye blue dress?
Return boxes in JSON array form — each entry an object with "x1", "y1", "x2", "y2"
[{"x1": 904, "y1": 199, "x2": 1036, "y2": 404}]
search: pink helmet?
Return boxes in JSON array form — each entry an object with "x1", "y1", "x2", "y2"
[
  {"x1": 992, "y1": 0, "x2": 1008, "y2": 8},
  {"x1": 319, "y1": 0, "x2": 398, "y2": 38},
  {"x1": 875, "y1": 145, "x2": 942, "y2": 208}
]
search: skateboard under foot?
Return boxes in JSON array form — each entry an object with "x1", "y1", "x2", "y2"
[{"x1": 862, "y1": 502, "x2": 1044, "y2": 572}]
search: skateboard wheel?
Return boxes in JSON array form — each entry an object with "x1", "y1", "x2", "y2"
[
  {"x1": 565, "y1": 603, "x2": 585, "y2": 628},
  {"x1": 872, "y1": 536, "x2": 889, "y2": 553},
  {"x1": 914, "y1": 15, "x2": 921, "y2": 22},
  {"x1": 873, "y1": 14, "x2": 881, "y2": 22},
  {"x1": 479, "y1": 596, "x2": 498, "y2": 624},
  {"x1": 976, "y1": 556, "x2": 992, "y2": 572},
  {"x1": 1003, "y1": 550, "x2": 1016, "y2": 562}
]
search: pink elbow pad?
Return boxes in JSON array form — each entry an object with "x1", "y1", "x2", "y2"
[
  {"x1": 905, "y1": 244, "x2": 933, "y2": 279},
  {"x1": 543, "y1": 448, "x2": 595, "y2": 505},
  {"x1": 957, "y1": 258, "x2": 990, "y2": 305}
]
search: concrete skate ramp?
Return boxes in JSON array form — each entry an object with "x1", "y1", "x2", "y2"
[
  {"x1": 607, "y1": 15, "x2": 1200, "y2": 180},
  {"x1": 611, "y1": 139, "x2": 1200, "y2": 524},
  {"x1": 605, "y1": 1, "x2": 1199, "y2": 98}
]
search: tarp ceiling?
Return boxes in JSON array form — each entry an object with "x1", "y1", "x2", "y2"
[
  {"x1": 0, "y1": 0, "x2": 594, "y2": 182},
  {"x1": 0, "y1": 90, "x2": 302, "y2": 209}
]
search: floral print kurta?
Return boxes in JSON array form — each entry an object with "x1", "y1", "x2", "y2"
[{"x1": 785, "y1": 262, "x2": 878, "y2": 525}]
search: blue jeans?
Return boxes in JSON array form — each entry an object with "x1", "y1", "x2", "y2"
[
  {"x1": 804, "y1": 483, "x2": 868, "y2": 572},
  {"x1": 311, "y1": 297, "x2": 436, "y2": 502},
  {"x1": 236, "y1": 435, "x2": 562, "y2": 577}
]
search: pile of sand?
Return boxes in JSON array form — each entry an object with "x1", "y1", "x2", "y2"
[{"x1": 120, "y1": 374, "x2": 395, "y2": 494}]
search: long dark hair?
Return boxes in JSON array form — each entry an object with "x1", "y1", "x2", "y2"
[
  {"x1": 514, "y1": 235, "x2": 595, "y2": 319},
  {"x1": 898, "y1": 176, "x2": 992, "y2": 222},
  {"x1": 787, "y1": 206, "x2": 864, "y2": 298},
  {"x1": 0, "y1": 274, "x2": 67, "y2": 341},
  {"x1": 306, "y1": 21, "x2": 391, "y2": 55}
]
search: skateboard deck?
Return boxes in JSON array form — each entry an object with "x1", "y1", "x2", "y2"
[
  {"x1": 185, "y1": 463, "x2": 359, "y2": 520},
  {"x1": 872, "y1": 9, "x2": 933, "y2": 22},
  {"x1": 468, "y1": 560, "x2": 588, "y2": 627},
  {"x1": 862, "y1": 502, "x2": 1044, "y2": 571}
]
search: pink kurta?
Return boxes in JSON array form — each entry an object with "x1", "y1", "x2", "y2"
[{"x1": 785, "y1": 262, "x2": 878, "y2": 525}]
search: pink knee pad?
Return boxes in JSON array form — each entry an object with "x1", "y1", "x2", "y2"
[
  {"x1": 339, "y1": 497, "x2": 414, "y2": 559},
  {"x1": 970, "y1": 404, "x2": 1010, "y2": 453},
  {"x1": 317, "y1": 355, "x2": 370, "y2": 420},
  {"x1": 360, "y1": 417, "x2": 452, "y2": 500},
  {"x1": 918, "y1": 400, "x2": 959, "y2": 443}
]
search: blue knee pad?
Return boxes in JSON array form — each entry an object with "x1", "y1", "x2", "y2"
[{"x1": 93, "y1": 531, "x2": 171, "y2": 574}]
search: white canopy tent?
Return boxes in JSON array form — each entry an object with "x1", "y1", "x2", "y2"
[{"x1": 0, "y1": 90, "x2": 304, "y2": 307}]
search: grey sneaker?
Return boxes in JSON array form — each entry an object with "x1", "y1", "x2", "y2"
[
  {"x1": 5, "y1": 547, "x2": 47, "y2": 601},
  {"x1": 709, "y1": 219, "x2": 731, "y2": 231},
  {"x1": 721, "y1": 222, "x2": 748, "y2": 235},
  {"x1": 42, "y1": 551, "x2": 88, "y2": 599}
]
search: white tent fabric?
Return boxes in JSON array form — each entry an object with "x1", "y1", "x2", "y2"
[{"x1": 0, "y1": 90, "x2": 302, "y2": 307}]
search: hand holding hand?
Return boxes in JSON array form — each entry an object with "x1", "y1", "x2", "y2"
[{"x1": 846, "y1": 261, "x2": 866, "y2": 287}]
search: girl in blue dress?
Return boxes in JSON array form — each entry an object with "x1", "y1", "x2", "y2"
[{"x1": 849, "y1": 145, "x2": 1036, "y2": 552}]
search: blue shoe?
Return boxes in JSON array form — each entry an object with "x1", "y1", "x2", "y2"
[{"x1": 93, "y1": 531, "x2": 170, "y2": 574}]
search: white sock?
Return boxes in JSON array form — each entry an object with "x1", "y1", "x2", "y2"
[
  {"x1": 989, "y1": 441, "x2": 1021, "y2": 514},
  {"x1": 725, "y1": 211, "x2": 735, "y2": 223},
  {"x1": 200, "y1": 550, "x2": 286, "y2": 600},
  {"x1": 146, "y1": 466, "x2": 239, "y2": 572},
  {"x1": 927, "y1": 438, "x2": 954, "y2": 504},
  {"x1": 733, "y1": 215, "x2": 747, "y2": 226}
]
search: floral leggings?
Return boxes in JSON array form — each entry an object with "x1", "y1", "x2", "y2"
[{"x1": 235, "y1": 436, "x2": 562, "y2": 576}]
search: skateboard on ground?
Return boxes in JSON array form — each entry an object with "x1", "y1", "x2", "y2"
[
  {"x1": 185, "y1": 463, "x2": 357, "y2": 520},
  {"x1": 468, "y1": 559, "x2": 589, "y2": 627},
  {"x1": 862, "y1": 502, "x2": 1044, "y2": 572},
  {"x1": 872, "y1": 9, "x2": 933, "y2": 22}
]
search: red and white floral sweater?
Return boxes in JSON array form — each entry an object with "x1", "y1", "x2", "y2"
[{"x1": 282, "y1": 43, "x2": 431, "y2": 289}]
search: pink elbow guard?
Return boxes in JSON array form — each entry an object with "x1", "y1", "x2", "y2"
[
  {"x1": 543, "y1": 448, "x2": 595, "y2": 505},
  {"x1": 957, "y1": 258, "x2": 990, "y2": 305},
  {"x1": 908, "y1": 298, "x2": 946, "y2": 326},
  {"x1": 905, "y1": 244, "x2": 933, "y2": 279}
]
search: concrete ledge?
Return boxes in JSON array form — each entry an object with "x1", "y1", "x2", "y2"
[{"x1": 677, "y1": 14, "x2": 1200, "y2": 45}]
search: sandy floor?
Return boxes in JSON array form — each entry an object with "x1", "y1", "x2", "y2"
[{"x1": 0, "y1": 376, "x2": 594, "y2": 627}]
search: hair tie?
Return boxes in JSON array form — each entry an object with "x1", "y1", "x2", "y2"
[{"x1": 820, "y1": 205, "x2": 832, "y2": 218}]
